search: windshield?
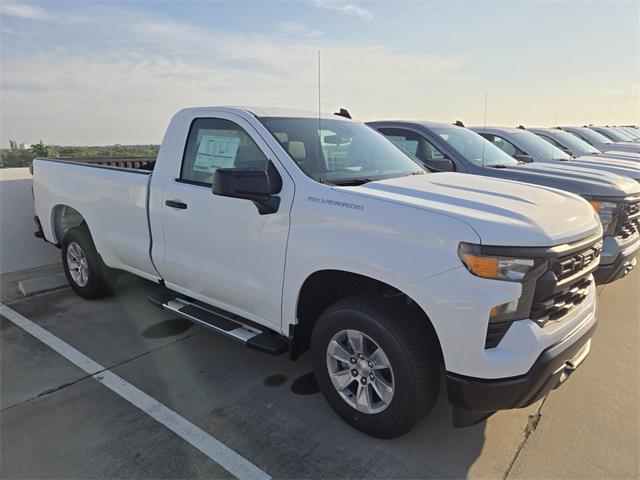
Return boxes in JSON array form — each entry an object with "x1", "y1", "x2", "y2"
[
  {"x1": 620, "y1": 127, "x2": 640, "y2": 140},
  {"x1": 259, "y1": 117, "x2": 425, "y2": 184},
  {"x1": 596, "y1": 127, "x2": 634, "y2": 142},
  {"x1": 512, "y1": 131, "x2": 571, "y2": 161},
  {"x1": 430, "y1": 126, "x2": 519, "y2": 167},
  {"x1": 539, "y1": 130, "x2": 600, "y2": 156},
  {"x1": 568, "y1": 127, "x2": 613, "y2": 145}
]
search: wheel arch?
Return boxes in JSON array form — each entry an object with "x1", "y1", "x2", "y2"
[
  {"x1": 290, "y1": 269, "x2": 443, "y2": 362},
  {"x1": 51, "y1": 204, "x2": 88, "y2": 244}
]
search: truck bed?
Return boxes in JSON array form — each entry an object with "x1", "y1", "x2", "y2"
[
  {"x1": 36, "y1": 156, "x2": 156, "y2": 171},
  {"x1": 32, "y1": 157, "x2": 159, "y2": 282}
]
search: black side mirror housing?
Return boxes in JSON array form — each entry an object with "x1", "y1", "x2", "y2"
[
  {"x1": 514, "y1": 154, "x2": 534, "y2": 163},
  {"x1": 429, "y1": 157, "x2": 455, "y2": 172},
  {"x1": 213, "y1": 161, "x2": 282, "y2": 214}
]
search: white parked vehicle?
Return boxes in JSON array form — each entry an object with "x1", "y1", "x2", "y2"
[{"x1": 33, "y1": 107, "x2": 602, "y2": 437}]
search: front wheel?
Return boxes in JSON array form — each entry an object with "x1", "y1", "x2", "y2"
[
  {"x1": 62, "y1": 225, "x2": 114, "y2": 299},
  {"x1": 311, "y1": 294, "x2": 440, "y2": 438}
]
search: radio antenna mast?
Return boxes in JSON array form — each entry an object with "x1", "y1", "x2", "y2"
[
  {"x1": 318, "y1": 50, "x2": 321, "y2": 125},
  {"x1": 481, "y1": 91, "x2": 487, "y2": 167},
  {"x1": 317, "y1": 50, "x2": 322, "y2": 181}
]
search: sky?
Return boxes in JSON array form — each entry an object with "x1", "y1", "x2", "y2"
[{"x1": 0, "y1": 0, "x2": 638, "y2": 146}]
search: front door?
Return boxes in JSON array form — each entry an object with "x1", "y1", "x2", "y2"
[{"x1": 157, "y1": 114, "x2": 292, "y2": 330}]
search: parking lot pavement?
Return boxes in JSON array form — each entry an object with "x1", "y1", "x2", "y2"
[
  {"x1": 1, "y1": 267, "x2": 638, "y2": 479},
  {"x1": 509, "y1": 267, "x2": 640, "y2": 479}
]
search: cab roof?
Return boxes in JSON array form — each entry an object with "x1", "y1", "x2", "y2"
[
  {"x1": 366, "y1": 120, "x2": 454, "y2": 129},
  {"x1": 469, "y1": 126, "x2": 525, "y2": 134},
  {"x1": 178, "y1": 106, "x2": 352, "y2": 121}
]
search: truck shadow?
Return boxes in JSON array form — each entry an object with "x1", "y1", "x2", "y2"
[
  {"x1": 108, "y1": 276, "x2": 489, "y2": 479},
  {"x1": 8, "y1": 273, "x2": 489, "y2": 478}
]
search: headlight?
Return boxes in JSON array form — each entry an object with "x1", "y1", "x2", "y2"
[
  {"x1": 458, "y1": 243, "x2": 535, "y2": 281},
  {"x1": 588, "y1": 200, "x2": 618, "y2": 234}
]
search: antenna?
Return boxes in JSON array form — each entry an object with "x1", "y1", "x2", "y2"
[
  {"x1": 481, "y1": 91, "x2": 487, "y2": 168},
  {"x1": 317, "y1": 50, "x2": 322, "y2": 182},
  {"x1": 318, "y1": 50, "x2": 321, "y2": 127}
]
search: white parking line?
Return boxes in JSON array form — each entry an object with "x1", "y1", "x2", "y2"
[{"x1": 0, "y1": 303, "x2": 271, "y2": 480}]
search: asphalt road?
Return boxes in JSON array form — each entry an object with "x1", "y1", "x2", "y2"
[{"x1": 1, "y1": 266, "x2": 638, "y2": 479}]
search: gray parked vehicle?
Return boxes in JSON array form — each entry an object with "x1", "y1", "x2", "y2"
[
  {"x1": 617, "y1": 126, "x2": 640, "y2": 140},
  {"x1": 471, "y1": 126, "x2": 640, "y2": 182},
  {"x1": 590, "y1": 126, "x2": 639, "y2": 143},
  {"x1": 367, "y1": 120, "x2": 640, "y2": 283},
  {"x1": 528, "y1": 127, "x2": 640, "y2": 163},
  {"x1": 560, "y1": 126, "x2": 640, "y2": 154}
]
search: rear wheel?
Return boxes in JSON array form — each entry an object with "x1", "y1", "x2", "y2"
[
  {"x1": 311, "y1": 294, "x2": 440, "y2": 438},
  {"x1": 62, "y1": 225, "x2": 114, "y2": 299}
]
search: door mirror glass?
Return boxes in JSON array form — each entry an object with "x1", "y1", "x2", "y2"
[
  {"x1": 514, "y1": 154, "x2": 533, "y2": 163},
  {"x1": 213, "y1": 161, "x2": 282, "y2": 214}
]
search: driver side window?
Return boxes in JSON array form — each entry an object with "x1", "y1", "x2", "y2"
[
  {"x1": 181, "y1": 118, "x2": 268, "y2": 186},
  {"x1": 483, "y1": 134, "x2": 523, "y2": 157},
  {"x1": 378, "y1": 128, "x2": 452, "y2": 171},
  {"x1": 538, "y1": 134, "x2": 564, "y2": 149}
]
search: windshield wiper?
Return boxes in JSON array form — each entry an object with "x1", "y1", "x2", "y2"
[
  {"x1": 488, "y1": 164, "x2": 510, "y2": 169},
  {"x1": 330, "y1": 178, "x2": 377, "y2": 186}
]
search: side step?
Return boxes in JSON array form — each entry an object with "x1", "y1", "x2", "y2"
[{"x1": 148, "y1": 291, "x2": 288, "y2": 356}]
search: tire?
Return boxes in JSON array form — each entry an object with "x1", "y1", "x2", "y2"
[
  {"x1": 311, "y1": 294, "x2": 440, "y2": 438},
  {"x1": 61, "y1": 225, "x2": 114, "y2": 299}
]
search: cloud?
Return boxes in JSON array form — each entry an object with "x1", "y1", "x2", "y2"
[
  {"x1": 1, "y1": 4, "x2": 467, "y2": 145},
  {"x1": 312, "y1": 0, "x2": 373, "y2": 22},
  {"x1": 0, "y1": 1, "x2": 97, "y2": 23},
  {"x1": 0, "y1": 1, "x2": 48, "y2": 20},
  {"x1": 275, "y1": 21, "x2": 322, "y2": 38}
]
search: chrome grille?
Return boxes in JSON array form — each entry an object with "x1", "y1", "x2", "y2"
[
  {"x1": 618, "y1": 217, "x2": 640, "y2": 240},
  {"x1": 530, "y1": 277, "x2": 591, "y2": 326},
  {"x1": 617, "y1": 201, "x2": 640, "y2": 240}
]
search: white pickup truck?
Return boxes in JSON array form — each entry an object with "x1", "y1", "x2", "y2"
[{"x1": 33, "y1": 107, "x2": 602, "y2": 437}]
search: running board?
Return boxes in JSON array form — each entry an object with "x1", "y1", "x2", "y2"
[{"x1": 148, "y1": 292, "x2": 288, "y2": 356}]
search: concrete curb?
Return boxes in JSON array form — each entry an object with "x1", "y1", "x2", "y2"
[{"x1": 18, "y1": 273, "x2": 69, "y2": 297}]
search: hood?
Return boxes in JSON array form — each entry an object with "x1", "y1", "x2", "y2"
[
  {"x1": 345, "y1": 173, "x2": 601, "y2": 247},
  {"x1": 602, "y1": 143, "x2": 640, "y2": 154},
  {"x1": 565, "y1": 155, "x2": 640, "y2": 181},
  {"x1": 488, "y1": 162, "x2": 640, "y2": 198},
  {"x1": 595, "y1": 151, "x2": 640, "y2": 162}
]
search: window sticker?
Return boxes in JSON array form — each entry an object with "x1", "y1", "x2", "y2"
[{"x1": 193, "y1": 135, "x2": 241, "y2": 173}]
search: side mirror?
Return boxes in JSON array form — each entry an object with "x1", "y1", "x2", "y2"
[
  {"x1": 514, "y1": 154, "x2": 533, "y2": 163},
  {"x1": 213, "y1": 161, "x2": 282, "y2": 214},
  {"x1": 429, "y1": 157, "x2": 455, "y2": 172}
]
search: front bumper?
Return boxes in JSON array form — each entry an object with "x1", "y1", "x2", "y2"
[
  {"x1": 447, "y1": 321, "x2": 596, "y2": 426},
  {"x1": 594, "y1": 234, "x2": 639, "y2": 284}
]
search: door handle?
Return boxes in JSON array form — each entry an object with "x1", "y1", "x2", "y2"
[{"x1": 165, "y1": 200, "x2": 188, "y2": 210}]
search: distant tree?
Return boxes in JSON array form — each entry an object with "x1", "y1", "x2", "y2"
[{"x1": 31, "y1": 140, "x2": 51, "y2": 157}]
